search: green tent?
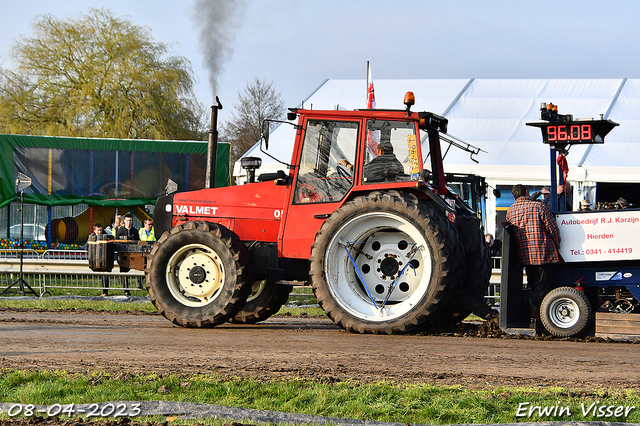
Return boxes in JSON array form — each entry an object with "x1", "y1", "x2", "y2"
[{"x1": 0, "y1": 134, "x2": 230, "y2": 208}]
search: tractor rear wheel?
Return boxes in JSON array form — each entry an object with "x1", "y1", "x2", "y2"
[
  {"x1": 310, "y1": 191, "x2": 465, "y2": 334},
  {"x1": 146, "y1": 221, "x2": 252, "y2": 327},
  {"x1": 230, "y1": 280, "x2": 293, "y2": 324},
  {"x1": 437, "y1": 221, "x2": 493, "y2": 324},
  {"x1": 540, "y1": 286, "x2": 593, "y2": 337}
]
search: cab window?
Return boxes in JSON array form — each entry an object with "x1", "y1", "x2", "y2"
[
  {"x1": 363, "y1": 120, "x2": 419, "y2": 183},
  {"x1": 294, "y1": 120, "x2": 358, "y2": 204}
]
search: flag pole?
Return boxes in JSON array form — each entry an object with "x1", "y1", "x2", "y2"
[{"x1": 366, "y1": 61, "x2": 370, "y2": 104}]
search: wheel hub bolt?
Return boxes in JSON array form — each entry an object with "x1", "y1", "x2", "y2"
[
  {"x1": 380, "y1": 256, "x2": 399, "y2": 277},
  {"x1": 189, "y1": 265, "x2": 206, "y2": 284}
]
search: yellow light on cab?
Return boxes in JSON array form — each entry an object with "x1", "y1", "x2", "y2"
[{"x1": 404, "y1": 92, "x2": 415, "y2": 107}]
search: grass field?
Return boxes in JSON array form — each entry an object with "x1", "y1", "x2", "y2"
[
  {"x1": 1, "y1": 370, "x2": 638, "y2": 425},
  {"x1": 1, "y1": 292, "x2": 638, "y2": 425},
  {"x1": 0, "y1": 285, "x2": 326, "y2": 317}
]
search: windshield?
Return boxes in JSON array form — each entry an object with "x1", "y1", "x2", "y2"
[
  {"x1": 293, "y1": 120, "x2": 358, "y2": 204},
  {"x1": 363, "y1": 120, "x2": 419, "y2": 183}
]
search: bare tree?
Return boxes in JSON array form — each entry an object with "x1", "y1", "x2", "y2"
[
  {"x1": 0, "y1": 8, "x2": 205, "y2": 140},
  {"x1": 222, "y1": 77, "x2": 285, "y2": 164}
]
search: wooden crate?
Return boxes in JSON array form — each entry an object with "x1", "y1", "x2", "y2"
[{"x1": 595, "y1": 312, "x2": 640, "y2": 341}]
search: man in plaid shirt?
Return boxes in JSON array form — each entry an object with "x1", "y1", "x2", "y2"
[{"x1": 506, "y1": 184, "x2": 562, "y2": 322}]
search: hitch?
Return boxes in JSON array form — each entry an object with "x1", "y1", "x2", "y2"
[{"x1": 87, "y1": 234, "x2": 154, "y2": 272}]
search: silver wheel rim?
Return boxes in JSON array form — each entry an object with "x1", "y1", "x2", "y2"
[
  {"x1": 165, "y1": 243, "x2": 225, "y2": 307},
  {"x1": 324, "y1": 212, "x2": 432, "y2": 322},
  {"x1": 548, "y1": 297, "x2": 580, "y2": 329}
]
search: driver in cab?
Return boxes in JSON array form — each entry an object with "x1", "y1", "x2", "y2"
[
  {"x1": 364, "y1": 141, "x2": 403, "y2": 182},
  {"x1": 338, "y1": 141, "x2": 403, "y2": 183}
]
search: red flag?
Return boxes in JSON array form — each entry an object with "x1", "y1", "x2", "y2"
[
  {"x1": 366, "y1": 62, "x2": 376, "y2": 109},
  {"x1": 557, "y1": 153, "x2": 569, "y2": 185},
  {"x1": 366, "y1": 62, "x2": 378, "y2": 156}
]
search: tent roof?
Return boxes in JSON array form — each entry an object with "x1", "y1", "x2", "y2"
[{"x1": 236, "y1": 78, "x2": 638, "y2": 178}]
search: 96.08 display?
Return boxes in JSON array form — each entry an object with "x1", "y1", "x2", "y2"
[
  {"x1": 545, "y1": 123, "x2": 592, "y2": 143},
  {"x1": 528, "y1": 118, "x2": 618, "y2": 145}
]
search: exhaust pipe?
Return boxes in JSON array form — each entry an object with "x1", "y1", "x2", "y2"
[{"x1": 205, "y1": 96, "x2": 223, "y2": 189}]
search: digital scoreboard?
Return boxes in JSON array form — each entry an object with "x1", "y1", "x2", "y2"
[{"x1": 526, "y1": 103, "x2": 618, "y2": 146}]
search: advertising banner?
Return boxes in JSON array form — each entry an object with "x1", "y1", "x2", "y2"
[{"x1": 557, "y1": 211, "x2": 640, "y2": 262}]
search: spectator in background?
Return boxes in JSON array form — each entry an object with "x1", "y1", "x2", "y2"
[
  {"x1": 116, "y1": 213, "x2": 139, "y2": 295},
  {"x1": 136, "y1": 218, "x2": 155, "y2": 291},
  {"x1": 485, "y1": 233, "x2": 502, "y2": 258},
  {"x1": 540, "y1": 187, "x2": 551, "y2": 204},
  {"x1": 531, "y1": 184, "x2": 572, "y2": 210},
  {"x1": 116, "y1": 214, "x2": 139, "y2": 241},
  {"x1": 139, "y1": 219, "x2": 156, "y2": 242},
  {"x1": 579, "y1": 200, "x2": 592, "y2": 211},
  {"x1": 89, "y1": 223, "x2": 110, "y2": 296},
  {"x1": 106, "y1": 215, "x2": 123, "y2": 237},
  {"x1": 556, "y1": 182, "x2": 573, "y2": 210},
  {"x1": 530, "y1": 187, "x2": 551, "y2": 205},
  {"x1": 506, "y1": 184, "x2": 562, "y2": 328}
]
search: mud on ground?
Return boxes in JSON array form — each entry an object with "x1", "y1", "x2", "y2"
[
  {"x1": 3, "y1": 309, "x2": 640, "y2": 425},
  {"x1": 2, "y1": 309, "x2": 640, "y2": 390}
]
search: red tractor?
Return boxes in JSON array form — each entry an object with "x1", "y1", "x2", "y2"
[{"x1": 88, "y1": 92, "x2": 491, "y2": 334}]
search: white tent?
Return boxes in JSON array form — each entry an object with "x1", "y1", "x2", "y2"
[{"x1": 234, "y1": 78, "x2": 640, "y2": 235}]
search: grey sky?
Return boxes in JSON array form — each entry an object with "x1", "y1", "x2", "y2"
[{"x1": 2, "y1": 1, "x2": 640, "y2": 123}]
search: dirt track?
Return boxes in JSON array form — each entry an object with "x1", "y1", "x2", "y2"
[{"x1": 1, "y1": 309, "x2": 640, "y2": 391}]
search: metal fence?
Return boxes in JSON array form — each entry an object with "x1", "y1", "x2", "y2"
[
  {"x1": 486, "y1": 256, "x2": 501, "y2": 304},
  {"x1": 0, "y1": 249, "x2": 504, "y2": 303},
  {"x1": 0, "y1": 249, "x2": 144, "y2": 296}
]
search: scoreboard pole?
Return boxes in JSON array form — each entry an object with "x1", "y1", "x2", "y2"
[{"x1": 550, "y1": 146, "x2": 558, "y2": 212}]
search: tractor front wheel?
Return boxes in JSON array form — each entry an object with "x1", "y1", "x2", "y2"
[{"x1": 146, "y1": 221, "x2": 252, "y2": 327}]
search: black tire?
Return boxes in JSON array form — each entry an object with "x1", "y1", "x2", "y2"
[
  {"x1": 146, "y1": 221, "x2": 253, "y2": 328},
  {"x1": 443, "y1": 220, "x2": 493, "y2": 322},
  {"x1": 310, "y1": 191, "x2": 465, "y2": 334},
  {"x1": 540, "y1": 286, "x2": 593, "y2": 337},
  {"x1": 467, "y1": 241, "x2": 494, "y2": 318},
  {"x1": 230, "y1": 281, "x2": 293, "y2": 324}
]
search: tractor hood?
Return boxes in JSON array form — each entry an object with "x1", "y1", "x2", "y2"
[{"x1": 170, "y1": 181, "x2": 288, "y2": 243}]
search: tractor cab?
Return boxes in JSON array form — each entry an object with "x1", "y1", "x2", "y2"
[
  {"x1": 277, "y1": 93, "x2": 452, "y2": 260},
  {"x1": 291, "y1": 115, "x2": 421, "y2": 205},
  {"x1": 261, "y1": 92, "x2": 450, "y2": 198}
]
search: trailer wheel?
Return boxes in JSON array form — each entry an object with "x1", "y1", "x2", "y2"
[
  {"x1": 540, "y1": 286, "x2": 593, "y2": 337},
  {"x1": 146, "y1": 221, "x2": 252, "y2": 327},
  {"x1": 230, "y1": 281, "x2": 293, "y2": 324},
  {"x1": 310, "y1": 191, "x2": 464, "y2": 334}
]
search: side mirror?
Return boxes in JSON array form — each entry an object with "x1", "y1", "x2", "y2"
[
  {"x1": 261, "y1": 120, "x2": 270, "y2": 150},
  {"x1": 165, "y1": 178, "x2": 178, "y2": 195},
  {"x1": 493, "y1": 188, "x2": 501, "y2": 198},
  {"x1": 257, "y1": 169, "x2": 288, "y2": 184}
]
